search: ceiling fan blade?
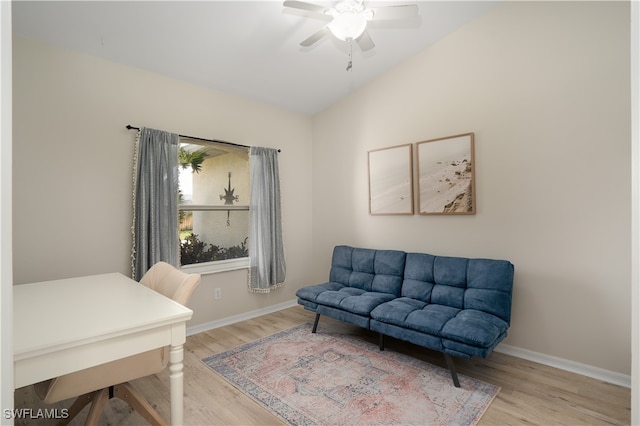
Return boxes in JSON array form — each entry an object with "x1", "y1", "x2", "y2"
[
  {"x1": 301, "y1": 26, "x2": 330, "y2": 47},
  {"x1": 283, "y1": 1, "x2": 327, "y2": 14},
  {"x1": 355, "y1": 30, "x2": 375, "y2": 52},
  {"x1": 369, "y1": 4, "x2": 419, "y2": 20}
]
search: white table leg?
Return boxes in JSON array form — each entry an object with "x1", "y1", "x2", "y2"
[{"x1": 169, "y1": 344, "x2": 185, "y2": 425}]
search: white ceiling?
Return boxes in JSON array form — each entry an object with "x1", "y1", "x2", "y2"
[{"x1": 12, "y1": 1, "x2": 499, "y2": 116}]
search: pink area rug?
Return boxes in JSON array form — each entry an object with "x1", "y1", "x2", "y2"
[{"x1": 203, "y1": 323, "x2": 499, "y2": 425}]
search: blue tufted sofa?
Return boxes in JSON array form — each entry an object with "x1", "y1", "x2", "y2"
[{"x1": 296, "y1": 245, "x2": 514, "y2": 387}]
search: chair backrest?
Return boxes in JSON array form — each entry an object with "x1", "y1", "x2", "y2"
[{"x1": 139, "y1": 261, "x2": 201, "y2": 306}]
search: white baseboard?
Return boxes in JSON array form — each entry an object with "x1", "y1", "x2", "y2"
[
  {"x1": 186, "y1": 299, "x2": 299, "y2": 337},
  {"x1": 496, "y1": 343, "x2": 631, "y2": 388},
  {"x1": 187, "y1": 302, "x2": 631, "y2": 389}
]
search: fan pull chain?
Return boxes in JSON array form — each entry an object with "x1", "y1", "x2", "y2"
[{"x1": 346, "y1": 38, "x2": 353, "y2": 72}]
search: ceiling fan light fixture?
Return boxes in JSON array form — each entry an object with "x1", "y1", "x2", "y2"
[
  {"x1": 327, "y1": 11, "x2": 368, "y2": 41},
  {"x1": 284, "y1": 0, "x2": 419, "y2": 53}
]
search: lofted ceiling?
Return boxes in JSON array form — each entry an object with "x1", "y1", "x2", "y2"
[{"x1": 12, "y1": 1, "x2": 499, "y2": 116}]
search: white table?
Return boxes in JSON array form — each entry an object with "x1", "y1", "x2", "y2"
[{"x1": 14, "y1": 273, "x2": 193, "y2": 425}]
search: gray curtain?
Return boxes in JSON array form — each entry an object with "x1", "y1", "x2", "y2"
[
  {"x1": 248, "y1": 147, "x2": 286, "y2": 292},
  {"x1": 131, "y1": 127, "x2": 180, "y2": 281}
]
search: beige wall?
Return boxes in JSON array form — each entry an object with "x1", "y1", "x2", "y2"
[
  {"x1": 312, "y1": 1, "x2": 631, "y2": 374},
  {"x1": 12, "y1": 37, "x2": 313, "y2": 325}
]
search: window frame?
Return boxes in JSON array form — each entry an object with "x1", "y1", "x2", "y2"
[{"x1": 180, "y1": 256, "x2": 249, "y2": 275}]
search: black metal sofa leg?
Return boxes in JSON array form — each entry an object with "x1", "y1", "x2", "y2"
[
  {"x1": 444, "y1": 353, "x2": 461, "y2": 388},
  {"x1": 379, "y1": 333, "x2": 384, "y2": 351},
  {"x1": 312, "y1": 313, "x2": 320, "y2": 333}
]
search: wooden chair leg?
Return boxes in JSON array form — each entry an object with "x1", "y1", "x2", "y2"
[
  {"x1": 113, "y1": 383, "x2": 168, "y2": 426},
  {"x1": 84, "y1": 388, "x2": 109, "y2": 426},
  {"x1": 57, "y1": 392, "x2": 95, "y2": 426}
]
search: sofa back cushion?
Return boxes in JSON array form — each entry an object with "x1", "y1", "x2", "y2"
[
  {"x1": 465, "y1": 259, "x2": 514, "y2": 324},
  {"x1": 329, "y1": 245, "x2": 406, "y2": 296},
  {"x1": 402, "y1": 252, "x2": 514, "y2": 324}
]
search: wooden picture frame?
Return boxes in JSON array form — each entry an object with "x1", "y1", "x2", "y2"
[
  {"x1": 368, "y1": 144, "x2": 414, "y2": 215},
  {"x1": 417, "y1": 133, "x2": 475, "y2": 215}
]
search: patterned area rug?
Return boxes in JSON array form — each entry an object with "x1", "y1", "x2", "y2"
[{"x1": 202, "y1": 323, "x2": 499, "y2": 425}]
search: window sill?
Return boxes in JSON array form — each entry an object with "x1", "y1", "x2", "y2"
[{"x1": 181, "y1": 257, "x2": 249, "y2": 275}]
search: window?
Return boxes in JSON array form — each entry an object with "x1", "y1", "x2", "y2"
[{"x1": 178, "y1": 138, "x2": 250, "y2": 273}]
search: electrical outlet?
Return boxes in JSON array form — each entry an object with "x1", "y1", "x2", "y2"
[{"x1": 214, "y1": 288, "x2": 222, "y2": 300}]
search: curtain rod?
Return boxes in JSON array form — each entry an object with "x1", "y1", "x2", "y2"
[{"x1": 126, "y1": 125, "x2": 280, "y2": 152}]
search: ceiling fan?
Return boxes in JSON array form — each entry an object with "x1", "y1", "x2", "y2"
[{"x1": 283, "y1": 0, "x2": 419, "y2": 53}]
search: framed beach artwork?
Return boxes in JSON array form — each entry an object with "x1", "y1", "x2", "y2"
[
  {"x1": 417, "y1": 133, "x2": 475, "y2": 215},
  {"x1": 368, "y1": 144, "x2": 414, "y2": 215}
]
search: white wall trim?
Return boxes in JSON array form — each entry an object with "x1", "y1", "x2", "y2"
[
  {"x1": 186, "y1": 299, "x2": 299, "y2": 336},
  {"x1": 187, "y1": 302, "x2": 631, "y2": 389},
  {"x1": 630, "y1": 0, "x2": 639, "y2": 422},
  {"x1": 0, "y1": 1, "x2": 14, "y2": 421},
  {"x1": 496, "y1": 344, "x2": 631, "y2": 389}
]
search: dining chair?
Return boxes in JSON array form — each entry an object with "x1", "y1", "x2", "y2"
[{"x1": 33, "y1": 262, "x2": 201, "y2": 426}]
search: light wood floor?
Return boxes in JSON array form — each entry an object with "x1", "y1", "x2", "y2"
[{"x1": 15, "y1": 305, "x2": 630, "y2": 425}]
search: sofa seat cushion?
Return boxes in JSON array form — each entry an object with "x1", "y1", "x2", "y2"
[
  {"x1": 316, "y1": 289, "x2": 395, "y2": 316},
  {"x1": 440, "y1": 310, "x2": 509, "y2": 347},
  {"x1": 296, "y1": 282, "x2": 345, "y2": 303},
  {"x1": 371, "y1": 298, "x2": 461, "y2": 336},
  {"x1": 372, "y1": 299, "x2": 508, "y2": 349}
]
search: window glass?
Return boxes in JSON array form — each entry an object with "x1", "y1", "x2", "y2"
[{"x1": 178, "y1": 139, "x2": 249, "y2": 267}]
